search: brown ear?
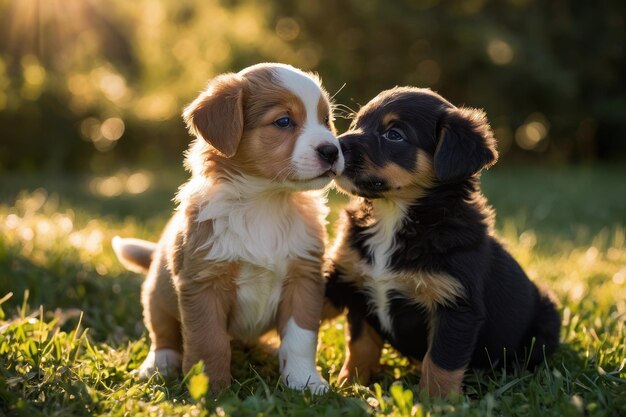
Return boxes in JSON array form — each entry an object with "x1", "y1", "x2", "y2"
[
  {"x1": 182, "y1": 73, "x2": 245, "y2": 158},
  {"x1": 434, "y1": 107, "x2": 498, "y2": 183}
]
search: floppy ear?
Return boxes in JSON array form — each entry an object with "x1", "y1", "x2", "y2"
[
  {"x1": 434, "y1": 107, "x2": 498, "y2": 183},
  {"x1": 182, "y1": 73, "x2": 245, "y2": 158}
]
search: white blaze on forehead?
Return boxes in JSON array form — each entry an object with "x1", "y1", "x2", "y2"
[
  {"x1": 274, "y1": 65, "x2": 324, "y2": 127},
  {"x1": 273, "y1": 66, "x2": 344, "y2": 181}
]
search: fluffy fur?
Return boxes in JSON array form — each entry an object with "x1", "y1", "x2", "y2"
[
  {"x1": 113, "y1": 63, "x2": 344, "y2": 395},
  {"x1": 325, "y1": 87, "x2": 560, "y2": 397}
]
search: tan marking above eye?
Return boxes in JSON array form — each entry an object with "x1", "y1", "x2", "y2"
[{"x1": 382, "y1": 113, "x2": 399, "y2": 128}]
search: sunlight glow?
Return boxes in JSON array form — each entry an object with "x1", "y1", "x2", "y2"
[
  {"x1": 79, "y1": 117, "x2": 125, "y2": 151},
  {"x1": 20, "y1": 227, "x2": 34, "y2": 242},
  {"x1": 516, "y1": 113, "x2": 550, "y2": 151},
  {"x1": 569, "y1": 282, "x2": 585, "y2": 302},
  {"x1": 52, "y1": 214, "x2": 74, "y2": 233},
  {"x1": 126, "y1": 172, "x2": 152, "y2": 194},
  {"x1": 296, "y1": 46, "x2": 320, "y2": 70},
  {"x1": 487, "y1": 38, "x2": 514, "y2": 65},
  {"x1": 100, "y1": 117, "x2": 125, "y2": 141},
  {"x1": 233, "y1": 8, "x2": 261, "y2": 42},
  {"x1": 35, "y1": 219, "x2": 53, "y2": 237},
  {"x1": 89, "y1": 171, "x2": 153, "y2": 197},
  {"x1": 21, "y1": 55, "x2": 46, "y2": 100},
  {"x1": 22, "y1": 56, "x2": 46, "y2": 86},
  {"x1": 69, "y1": 228, "x2": 103, "y2": 254},
  {"x1": 134, "y1": 93, "x2": 176, "y2": 121},
  {"x1": 582, "y1": 246, "x2": 599, "y2": 268},
  {"x1": 98, "y1": 72, "x2": 129, "y2": 103},
  {"x1": 276, "y1": 18, "x2": 300, "y2": 41},
  {"x1": 90, "y1": 176, "x2": 124, "y2": 197},
  {"x1": 4, "y1": 214, "x2": 20, "y2": 229},
  {"x1": 7, "y1": 0, "x2": 92, "y2": 60},
  {"x1": 519, "y1": 230, "x2": 537, "y2": 248}
]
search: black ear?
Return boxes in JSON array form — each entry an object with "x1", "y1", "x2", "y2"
[{"x1": 434, "y1": 107, "x2": 498, "y2": 183}]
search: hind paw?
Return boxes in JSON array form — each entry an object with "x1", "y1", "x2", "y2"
[{"x1": 137, "y1": 349, "x2": 182, "y2": 379}]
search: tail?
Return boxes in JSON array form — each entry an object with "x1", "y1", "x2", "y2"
[{"x1": 111, "y1": 236, "x2": 157, "y2": 274}]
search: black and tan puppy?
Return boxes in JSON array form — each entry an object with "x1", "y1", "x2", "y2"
[{"x1": 325, "y1": 87, "x2": 560, "y2": 397}]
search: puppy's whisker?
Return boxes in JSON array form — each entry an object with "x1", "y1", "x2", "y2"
[
  {"x1": 333, "y1": 103, "x2": 356, "y2": 113},
  {"x1": 330, "y1": 83, "x2": 347, "y2": 100},
  {"x1": 332, "y1": 103, "x2": 357, "y2": 119},
  {"x1": 333, "y1": 110, "x2": 355, "y2": 118},
  {"x1": 333, "y1": 112, "x2": 355, "y2": 121}
]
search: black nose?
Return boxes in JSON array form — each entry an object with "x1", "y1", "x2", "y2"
[{"x1": 316, "y1": 144, "x2": 339, "y2": 165}]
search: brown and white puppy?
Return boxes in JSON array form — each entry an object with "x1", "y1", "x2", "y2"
[
  {"x1": 112, "y1": 63, "x2": 344, "y2": 394},
  {"x1": 325, "y1": 87, "x2": 560, "y2": 397}
]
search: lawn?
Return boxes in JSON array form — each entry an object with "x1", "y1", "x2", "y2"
[{"x1": 0, "y1": 165, "x2": 625, "y2": 417}]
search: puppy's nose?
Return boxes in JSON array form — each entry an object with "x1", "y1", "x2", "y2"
[{"x1": 316, "y1": 143, "x2": 339, "y2": 165}]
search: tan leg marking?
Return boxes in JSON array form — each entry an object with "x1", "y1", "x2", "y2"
[
  {"x1": 276, "y1": 257, "x2": 328, "y2": 393},
  {"x1": 419, "y1": 353, "x2": 465, "y2": 398},
  {"x1": 138, "y1": 248, "x2": 184, "y2": 379},
  {"x1": 323, "y1": 215, "x2": 367, "y2": 322},
  {"x1": 142, "y1": 261, "x2": 182, "y2": 352},
  {"x1": 277, "y1": 257, "x2": 325, "y2": 332},
  {"x1": 176, "y1": 264, "x2": 238, "y2": 394},
  {"x1": 321, "y1": 299, "x2": 343, "y2": 320},
  {"x1": 337, "y1": 321, "x2": 384, "y2": 386}
]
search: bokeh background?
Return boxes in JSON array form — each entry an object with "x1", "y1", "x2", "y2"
[
  {"x1": 1, "y1": 2, "x2": 625, "y2": 415},
  {"x1": 1, "y1": 0, "x2": 624, "y2": 177}
]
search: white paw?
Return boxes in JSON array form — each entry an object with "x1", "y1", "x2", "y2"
[
  {"x1": 279, "y1": 318, "x2": 328, "y2": 395},
  {"x1": 282, "y1": 371, "x2": 329, "y2": 394},
  {"x1": 137, "y1": 348, "x2": 182, "y2": 379}
]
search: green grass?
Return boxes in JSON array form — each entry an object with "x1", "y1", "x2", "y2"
[{"x1": 1, "y1": 165, "x2": 625, "y2": 416}]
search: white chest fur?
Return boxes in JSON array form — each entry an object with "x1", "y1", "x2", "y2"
[
  {"x1": 229, "y1": 263, "x2": 286, "y2": 340},
  {"x1": 195, "y1": 176, "x2": 326, "y2": 266},
  {"x1": 188, "y1": 176, "x2": 328, "y2": 339},
  {"x1": 358, "y1": 199, "x2": 408, "y2": 334}
]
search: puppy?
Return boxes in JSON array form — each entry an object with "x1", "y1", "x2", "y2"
[
  {"x1": 112, "y1": 63, "x2": 344, "y2": 394},
  {"x1": 324, "y1": 87, "x2": 560, "y2": 397}
]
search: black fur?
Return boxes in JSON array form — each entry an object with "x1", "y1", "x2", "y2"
[{"x1": 326, "y1": 87, "x2": 560, "y2": 378}]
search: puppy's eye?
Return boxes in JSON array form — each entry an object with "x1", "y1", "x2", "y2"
[
  {"x1": 383, "y1": 128, "x2": 405, "y2": 142},
  {"x1": 273, "y1": 117, "x2": 294, "y2": 129}
]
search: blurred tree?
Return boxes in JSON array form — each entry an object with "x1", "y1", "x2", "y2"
[{"x1": 0, "y1": 0, "x2": 623, "y2": 173}]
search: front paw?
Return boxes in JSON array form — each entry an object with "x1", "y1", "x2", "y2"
[
  {"x1": 278, "y1": 318, "x2": 328, "y2": 394},
  {"x1": 138, "y1": 348, "x2": 182, "y2": 379},
  {"x1": 282, "y1": 371, "x2": 329, "y2": 394},
  {"x1": 182, "y1": 352, "x2": 233, "y2": 395},
  {"x1": 419, "y1": 354, "x2": 465, "y2": 398},
  {"x1": 337, "y1": 360, "x2": 375, "y2": 386}
]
